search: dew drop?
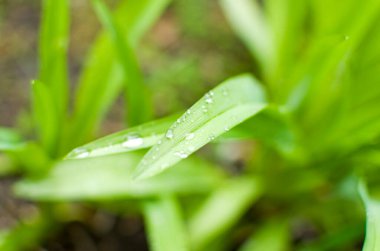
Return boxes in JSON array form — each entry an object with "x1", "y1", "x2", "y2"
[
  {"x1": 205, "y1": 94, "x2": 213, "y2": 104},
  {"x1": 122, "y1": 134, "x2": 144, "y2": 148},
  {"x1": 174, "y1": 151, "x2": 188, "y2": 159},
  {"x1": 202, "y1": 105, "x2": 208, "y2": 113},
  {"x1": 166, "y1": 129, "x2": 174, "y2": 139},
  {"x1": 74, "y1": 148, "x2": 90, "y2": 158},
  {"x1": 208, "y1": 134, "x2": 216, "y2": 141},
  {"x1": 185, "y1": 132, "x2": 195, "y2": 140}
]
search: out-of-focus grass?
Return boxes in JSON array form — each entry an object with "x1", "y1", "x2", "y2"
[{"x1": 1, "y1": 0, "x2": 380, "y2": 250}]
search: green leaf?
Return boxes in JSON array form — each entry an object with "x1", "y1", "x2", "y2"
[
  {"x1": 189, "y1": 177, "x2": 262, "y2": 251},
  {"x1": 239, "y1": 219, "x2": 289, "y2": 251},
  {"x1": 10, "y1": 143, "x2": 51, "y2": 176},
  {"x1": 31, "y1": 80, "x2": 59, "y2": 155},
  {"x1": 359, "y1": 180, "x2": 380, "y2": 251},
  {"x1": 296, "y1": 223, "x2": 363, "y2": 251},
  {"x1": 66, "y1": 113, "x2": 179, "y2": 160},
  {"x1": 38, "y1": 0, "x2": 69, "y2": 156},
  {"x1": 91, "y1": 0, "x2": 152, "y2": 126},
  {"x1": 39, "y1": 0, "x2": 69, "y2": 115},
  {"x1": 133, "y1": 74, "x2": 268, "y2": 180},
  {"x1": 0, "y1": 212, "x2": 53, "y2": 251},
  {"x1": 14, "y1": 153, "x2": 224, "y2": 201},
  {"x1": 144, "y1": 196, "x2": 189, "y2": 251},
  {"x1": 0, "y1": 127, "x2": 23, "y2": 151},
  {"x1": 220, "y1": 108, "x2": 300, "y2": 159},
  {"x1": 69, "y1": 0, "x2": 171, "y2": 150},
  {"x1": 220, "y1": 0, "x2": 274, "y2": 77},
  {"x1": 264, "y1": 0, "x2": 307, "y2": 96}
]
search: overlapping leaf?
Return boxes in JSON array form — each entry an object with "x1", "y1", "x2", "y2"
[
  {"x1": 133, "y1": 74, "x2": 268, "y2": 179},
  {"x1": 14, "y1": 153, "x2": 224, "y2": 201}
]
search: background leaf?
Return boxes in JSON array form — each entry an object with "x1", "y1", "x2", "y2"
[
  {"x1": 91, "y1": 0, "x2": 152, "y2": 126},
  {"x1": 360, "y1": 180, "x2": 380, "y2": 251},
  {"x1": 38, "y1": 0, "x2": 69, "y2": 156},
  {"x1": 14, "y1": 153, "x2": 224, "y2": 201},
  {"x1": 189, "y1": 177, "x2": 262, "y2": 251},
  {"x1": 144, "y1": 196, "x2": 189, "y2": 251},
  {"x1": 68, "y1": 0, "x2": 171, "y2": 151}
]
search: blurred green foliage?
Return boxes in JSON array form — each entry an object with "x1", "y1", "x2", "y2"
[{"x1": 1, "y1": 0, "x2": 380, "y2": 250}]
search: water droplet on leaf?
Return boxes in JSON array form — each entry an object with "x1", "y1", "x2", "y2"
[
  {"x1": 74, "y1": 148, "x2": 90, "y2": 158},
  {"x1": 208, "y1": 134, "x2": 215, "y2": 141},
  {"x1": 166, "y1": 129, "x2": 174, "y2": 139},
  {"x1": 205, "y1": 94, "x2": 213, "y2": 104},
  {"x1": 185, "y1": 133, "x2": 195, "y2": 140},
  {"x1": 174, "y1": 151, "x2": 188, "y2": 159},
  {"x1": 122, "y1": 134, "x2": 144, "y2": 148}
]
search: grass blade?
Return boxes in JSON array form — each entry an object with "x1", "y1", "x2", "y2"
[
  {"x1": 31, "y1": 80, "x2": 59, "y2": 155},
  {"x1": 38, "y1": 0, "x2": 69, "y2": 154},
  {"x1": 69, "y1": 0, "x2": 170, "y2": 150},
  {"x1": 189, "y1": 177, "x2": 262, "y2": 250},
  {"x1": 14, "y1": 153, "x2": 224, "y2": 201},
  {"x1": 239, "y1": 219, "x2": 289, "y2": 251},
  {"x1": 91, "y1": 0, "x2": 152, "y2": 126},
  {"x1": 144, "y1": 196, "x2": 189, "y2": 251},
  {"x1": 66, "y1": 113, "x2": 179, "y2": 159},
  {"x1": 359, "y1": 180, "x2": 380, "y2": 251},
  {"x1": 220, "y1": 0, "x2": 274, "y2": 76},
  {"x1": 0, "y1": 212, "x2": 53, "y2": 251},
  {"x1": 220, "y1": 108, "x2": 299, "y2": 159},
  {"x1": 133, "y1": 74, "x2": 268, "y2": 180}
]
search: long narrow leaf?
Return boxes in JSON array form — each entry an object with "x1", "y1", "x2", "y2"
[
  {"x1": 69, "y1": 0, "x2": 170, "y2": 150},
  {"x1": 239, "y1": 220, "x2": 289, "y2": 251},
  {"x1": 189, "y1": 177, "x2": 262, "y2": 250},
  {"x1": 144, "y1": 196, "x2": 189, "y2": 251},
  {"x1": 31, "y1": 80, "x2": 59, "y2": 155},
  {"x1": 39, "y1": 0, "x2": 69, "y2": 113},
  {"x1": 133, "y1": 74, "x2": 268, "y2": 180},
  {"x1": 91, "y1": 0, "x2": 152, "y2": 126},
  {"x1": 220, "y1": 0, "x2": 274, "y2": 76},
  {"x1": 359, "y1": 180, "x2": 380, "y2": 251},
  {"x1": 220, "y1": 108, "x2": 299, "y2": 159},
  {"x1": 38, "y1": 0, "x2": 69, "y2": 155},
  {"x1": 66, "y1": 113, "x2": 179, "y2": 159},
  {"x1": 14, "y1": 153, "x2": 224, "y2": 201}
]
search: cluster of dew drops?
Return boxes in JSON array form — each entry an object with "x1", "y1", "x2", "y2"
[
  {"x1": 71, "y1": 88, "x2": 230, "y2": 160},
  {"x1": 163, "y1": 88, "x2": 230, "y2": 160},
  {"x1": 72, "y1": 133, "x2": 145, "y2": 159}
]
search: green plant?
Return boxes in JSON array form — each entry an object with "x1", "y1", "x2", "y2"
[{"x1": 1, "y1": 0, "x2": 380, "y2": 250}]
